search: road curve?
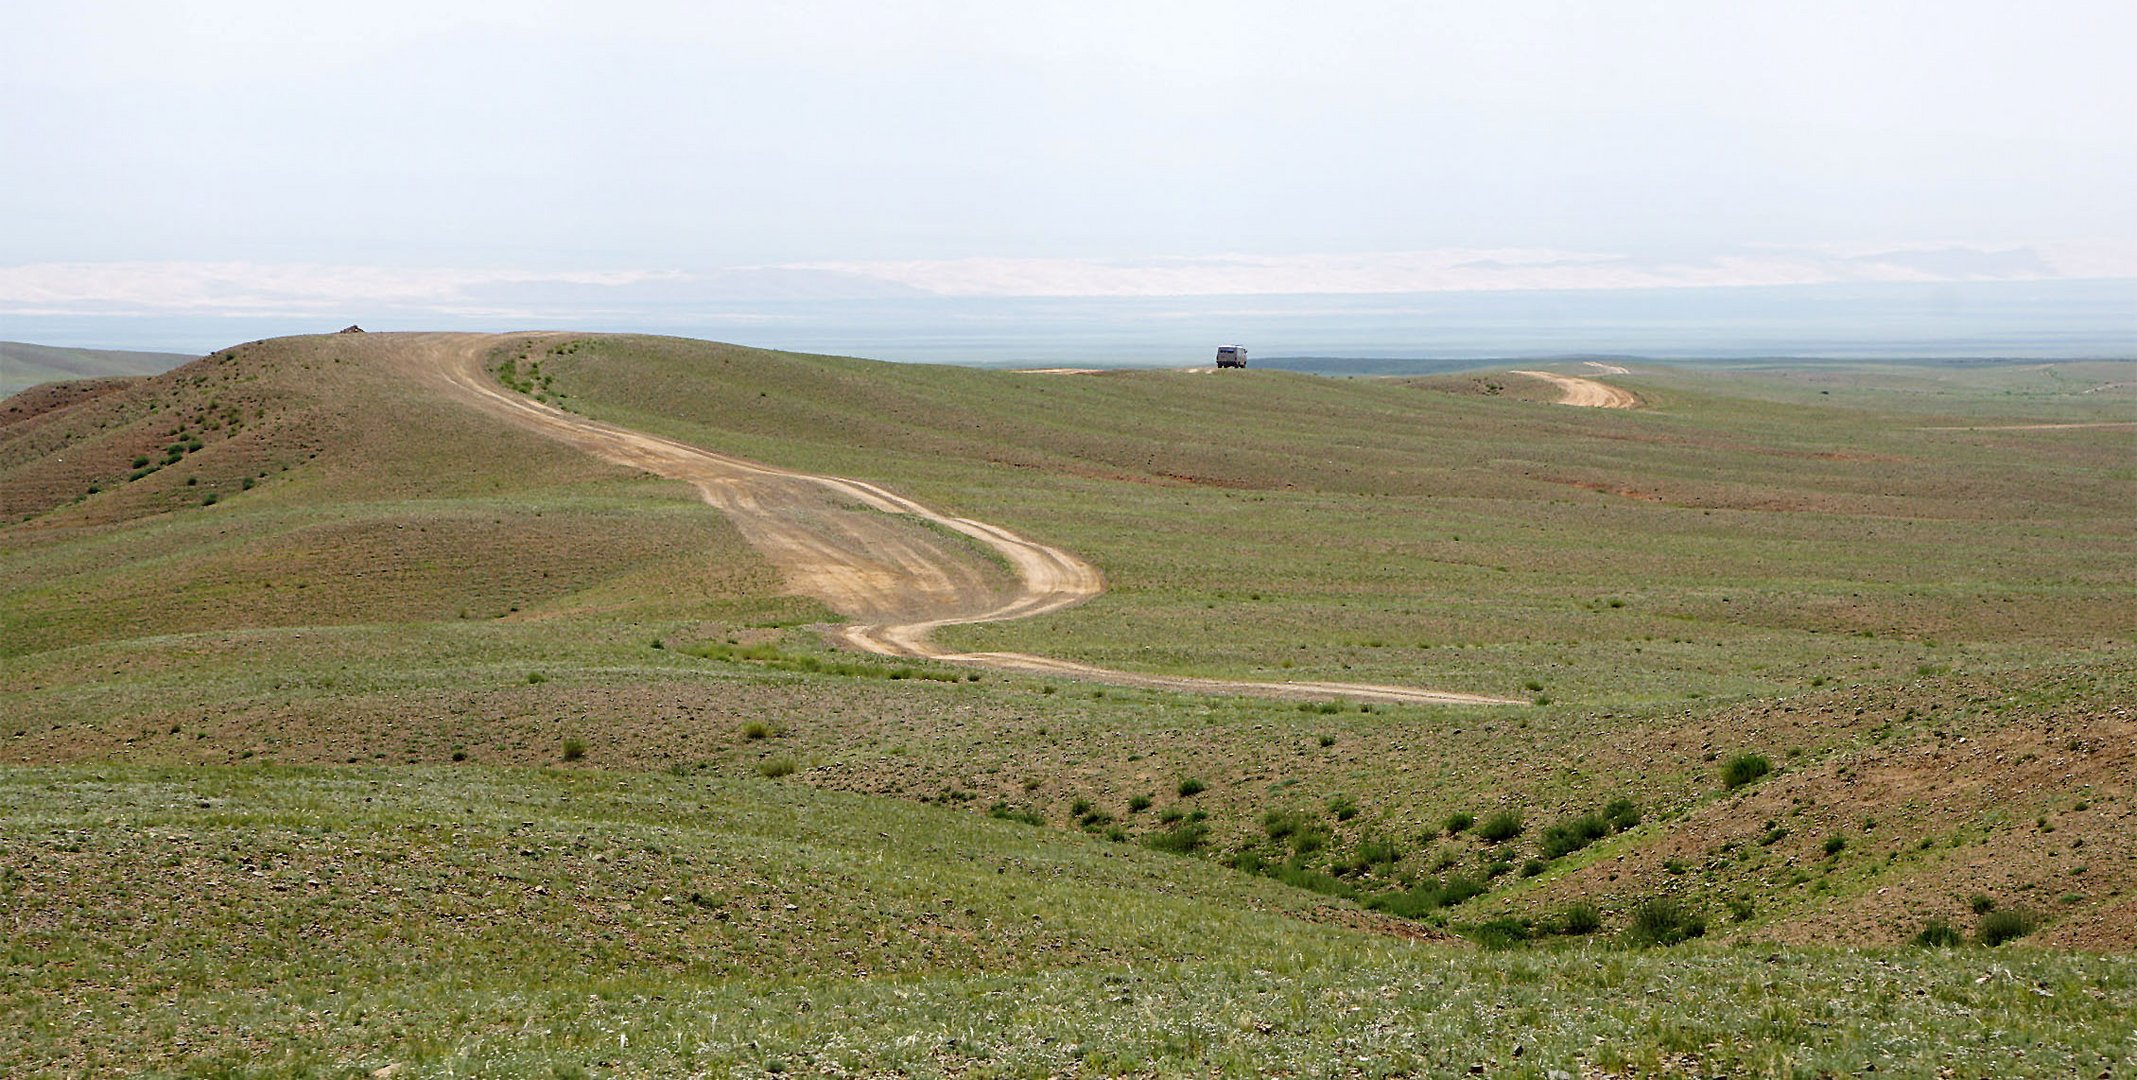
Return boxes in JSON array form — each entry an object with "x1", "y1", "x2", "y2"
[
  {"x1": 1509, "y1": 370, "x2": 1642, "y2": 409},
  {"x1": 386, "y1": 333, "x2": 1520, "y2": 706}
]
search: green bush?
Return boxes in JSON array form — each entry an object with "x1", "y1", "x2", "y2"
[
  {"x1": 1354, "y1": 838, "x2": 1402, "y2": 867},
  {"x1": 1823, "y1": 834, "x2": 1847, "y2": 857},
  {"x1": 1624, "y1": 898, "x2": 1706, "y2": 947},
  {"x1": 1261, "y1": 860, "x2": 1357, "y2": 900},
  {"x1": 1603, "y1": 797, "x2": 1641, "y2": 831},
  {"x1": 1367, "y1": 875, "x2": 1488, "y2": 919},
  {"x1": 1143, "y1": 820, "x2": 1209, "y2": 854},
  {"x1": 1976, "y1": 907, "x2": 2039, "y2": 947},
  {"x1": 1327, "y1": 794, "x2": 1359, "y2": 821},
  {"x1": 1468, "y1": 917, "x2": 1531, "y2": 950},
  {"x1": 1912, "y1": 919, "x2": 1963, "y2": 948},
  {"x1": 987, "y1": 803, "x2": 1044, "y2": 826},
  {"x1": 1553, "y1": 902, "x2": 1603, "y2": 936},
  {"x1": 1127, "y1": 794, "x2": 1152, "y2": 813},
  {"x1": 1721, "y1": 753, "x2": 1772, "y2": 789},
  {"x1": 741, "y1": 721, "x2": 770, "y2": 740},
  {"x1": 1177, "y1": 778, "x2": 1207, "y2": 797},
  {"x1": 560, "y1": 737, "x2": 586, "y2": 762},
  {"x1": 1444, "y1": 812, "x2": 1475, "y2": 835},
  {"x1": 1540, "y1": 813, "x2": 1611, "y2": 858},
  {"x1": 1262, "y1": 808, "x2": 1313, "y2": 840},
  {"x1": 757, "y1": 757, "x2": 797, "y2": 779},
  {"x1": 1475, "y1": 810, "x2": 1524, "y2": 843}
]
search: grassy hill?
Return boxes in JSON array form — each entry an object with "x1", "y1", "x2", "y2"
[
  {"x1": 2, "y1": 332, "x2": 2132, "y2": 1073},
  {"x1": 0, "y1": 340, "x2": 194, "y2": 398}
]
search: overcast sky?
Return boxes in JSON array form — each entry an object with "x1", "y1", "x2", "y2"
[{"x1": 3, "y1": 0, "x2": 2133, "y2": 318}]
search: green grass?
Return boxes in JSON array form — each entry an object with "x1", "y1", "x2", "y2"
[
  {"x1": 4, "y1": 335, "x2": 2135, "y2": 1069},
  {"x1": 533, "y1": 337, "x2": 2136, "y2": 706},
  {"x1": 6, "y1": 763, "x2": 2132, "y2": 1077}
]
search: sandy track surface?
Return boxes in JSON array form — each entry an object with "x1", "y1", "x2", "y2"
[
  {"x1": 1509, "y1": 369, "x2": 1642, "y2": 409},
  {"x1": 382, "y1": 334, "x2": 1517, "y2": 706}
]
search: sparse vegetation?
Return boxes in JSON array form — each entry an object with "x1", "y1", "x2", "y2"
[
  {"x1": 5, "y1": 335, "x2": 2136, "y2": 1071},
  {"x1": 560, "y1": 736, "x2": 587, "y2": 762}
]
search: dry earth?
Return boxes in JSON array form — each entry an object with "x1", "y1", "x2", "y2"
[
  {"x1": 1509, "y1": 369, "x2": 1643, "y2": 409},
  {"x1": 390, "y1": 333, "x2": 1518, "y2": 705}
]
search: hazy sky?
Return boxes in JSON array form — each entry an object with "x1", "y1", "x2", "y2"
[{"x1": 4, "y1": 1, "x2": 2134, "y2": 318}]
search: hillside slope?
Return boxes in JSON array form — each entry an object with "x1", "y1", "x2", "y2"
[{"x1": 4, "y1": 332, "x2": 2132, "y2": 968}]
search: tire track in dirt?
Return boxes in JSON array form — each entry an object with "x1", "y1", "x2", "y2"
[
  {"x1": 1509, "y1": 370, "x2": 1642, "y2": 409},
  {"x1": 387, "y1": 333, "x2": 1520, "y2": 706}
]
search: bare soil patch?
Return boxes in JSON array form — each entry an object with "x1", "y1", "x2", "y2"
[{"x1": 1508, "y1": 370, "x2": 1642, "y2": 409}]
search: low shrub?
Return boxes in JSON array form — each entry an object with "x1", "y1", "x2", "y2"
[
  {"x1": 1540, "y1": 813, "x2": 1611, "y2": 858},
  {"x1": 1468, "y1": 917, "x2": 1532, "y2": 950},
  {"x1": 741, "y1": 721, "x2": 770, "y2": 740},
  {"x1": 1444, "y1": 812, "x2": 1475, "y2": 835},
  {"x1": 1263, "y1": 860, "x2": 1357, "y2": 900},
  {"x1": 1721, "y1": 753, "x2": 1773, "y2": 789},
  {"x1": 1177, "y1": 778, "x2": 1207, "y2": 797},
  {"x1": 987, "y1": 803, "x2": 1044, "y2": 826},
  {"x1": 1552, "y1": 902, "x2": 1602, "y2": 936},
  {"x1": 1624, "y1": 898, "x2": 1706, "y2": 946},
  {"x1": 1354, "y1": 838, "x2": 1402, "y2": 867},
  {"x1": 1475, "y1": 810, "x2": 1524, "y2": 843},
  {"x1": 1327, "y1": 794, "x2": 1359, "y2": 821},
  {"x1": 560, "y1": 737, "x2": 586, "y2": 762},
  {"x1": 1369, "y1": 874, "x2": 1488, "y2": 918},
  {"x1": 1603, "y1": 797, "x2": 1641, "y2": 831},
  {"x1": 1912, "y1": 919, "x2": 1964, "y2": 948},
  {"x1": 1262, "y1": 808, "x2": 1313, "y2": 840},
  {"x1": 757, "y1": 757, "x2": 797, "y2": 779},
  {"x1": 1127, "y1": 794, "x2": 1153, "y2": 813},
  {"x1": 1143, "y1": 820, "x2": 1209, "y2": 854},
  {"x1": 1976, "y1": 907, "x2": 2040, "y2": 947}
]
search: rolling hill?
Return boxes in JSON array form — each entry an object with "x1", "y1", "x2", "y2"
[
  {"x1": 0, "y1": 340, "x2": 193, "y2": 399},
  {"x1": 3, "y1": 331, "x2": 2132, "y2": 1075}
]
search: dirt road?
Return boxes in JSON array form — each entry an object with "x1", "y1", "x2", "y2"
[
  {"x1": 1509, "y1": 370, "x2": 1642, "y2": 409},
  {"x1": 385, "y1": 334, "x2": 1518, "y2": 706}
]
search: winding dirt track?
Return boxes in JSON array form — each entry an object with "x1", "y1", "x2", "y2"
[
  {"x1": 387, "y1": 333, "x2": 1519, "y2": 706},
  {"x1": 1509, "y1": 370, "x2": 1642, "y2": 409}
]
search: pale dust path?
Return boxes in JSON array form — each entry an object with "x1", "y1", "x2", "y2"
[
  {"x1": 1509, "y1": 369, "x2": 1642, "y2": 409},
  {"x1": 382, "y1": 333, "x2": 1519, "y2": 706}
]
